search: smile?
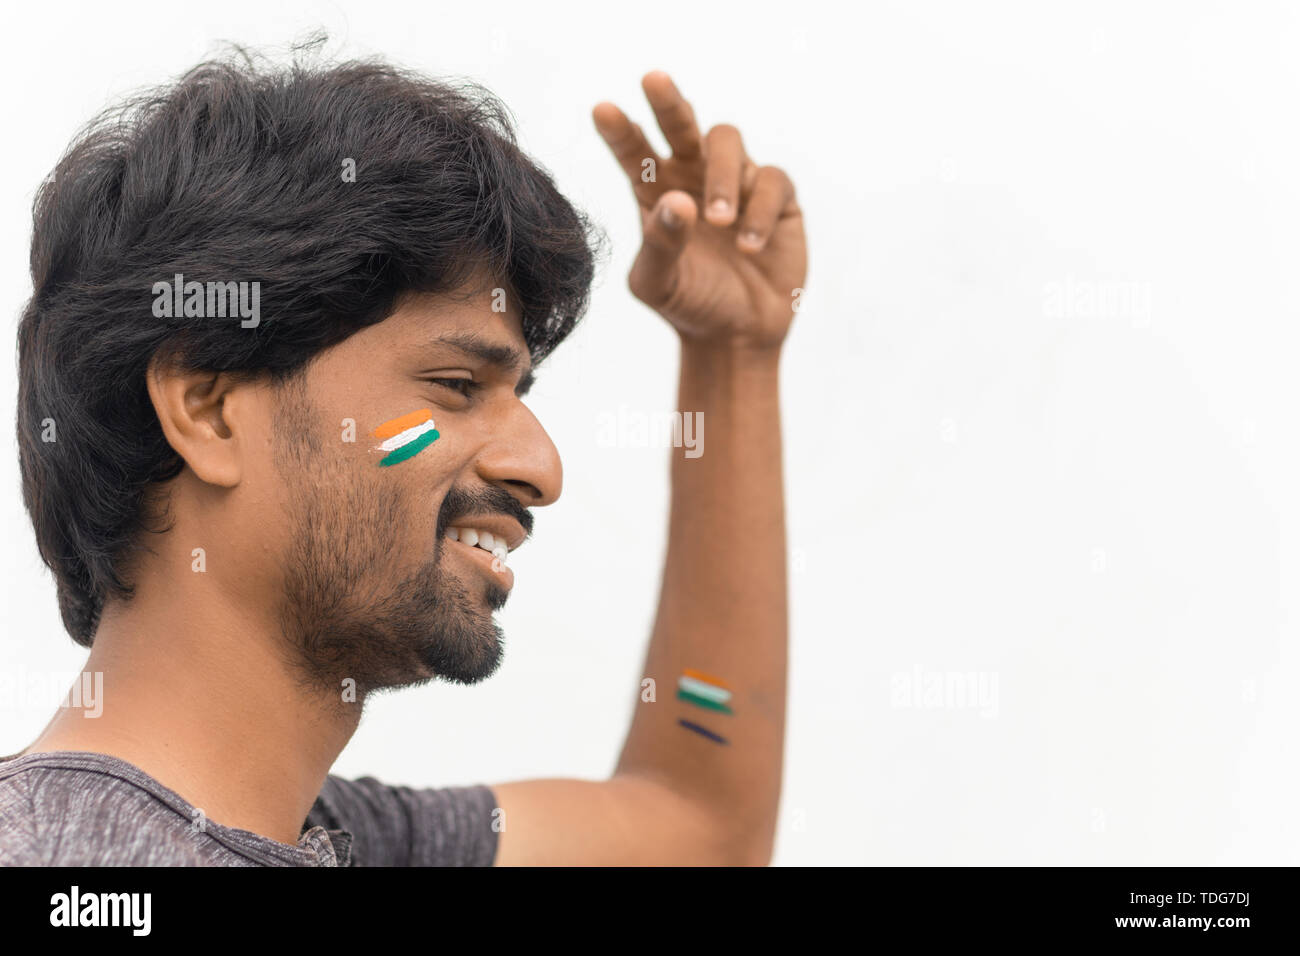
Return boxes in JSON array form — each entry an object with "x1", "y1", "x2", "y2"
[
  {"x1": 445, "y1": 524, "x2": 522, "y2": 591},
  {"x1": 447, "y1": 526, "x2": 510, "y2": 562}
]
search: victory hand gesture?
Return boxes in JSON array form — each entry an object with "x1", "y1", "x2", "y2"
[{"x1": 593, "y1": 71, "x2": 808, "y2": 351}]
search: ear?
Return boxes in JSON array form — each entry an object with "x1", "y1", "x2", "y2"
[{"x1": 145, "y1": 354, "x2": 258, "y2": 488}]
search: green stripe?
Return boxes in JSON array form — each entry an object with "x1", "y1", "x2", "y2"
[
  {"x1": 379, "y1": 428, "x2": 440, "y2": 466},
  {"x1": 677, "y1": 688, "x2": 733, "y2": 714}
]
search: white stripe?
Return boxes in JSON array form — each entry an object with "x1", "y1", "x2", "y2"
[
  {"x1": 378, "y1": 418, "x2": 436, "y2": 452},
  {"x1": 678, "y1": 675, "x2": 731, "y2": 703}
]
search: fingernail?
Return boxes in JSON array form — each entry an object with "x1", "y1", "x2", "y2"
[
  {"x1": 709, "y1": 198, "x2": 730, "y2": 219},
  {"x1": 741, "y1": 229, "x2": 762, "y2": 247},
  {"x1": 661, "y1": 205, "x2": 679, "y2": 227}
]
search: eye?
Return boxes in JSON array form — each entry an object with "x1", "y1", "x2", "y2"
[{"x1": 427, "y1": 377, "x2": 477, "y2": 398}]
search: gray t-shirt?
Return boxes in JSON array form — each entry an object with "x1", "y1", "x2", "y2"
[{"x1": 0, "y1": 750, "x2": 499, "y2": 866}]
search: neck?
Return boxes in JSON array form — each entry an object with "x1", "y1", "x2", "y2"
[{"x1": 24, "y1": 561, "x2": 360, "y2": 846}]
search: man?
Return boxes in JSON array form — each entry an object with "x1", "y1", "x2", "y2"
[{"x1": 0, "y1": 51, "x2": 805, "y2": 866}]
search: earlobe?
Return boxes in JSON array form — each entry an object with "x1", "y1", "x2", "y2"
[{"x1": 145, "y1": 355, "x2": 244, "y2": 488}]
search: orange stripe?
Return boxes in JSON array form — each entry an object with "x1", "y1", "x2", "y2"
[
  {"x1": 682, "y1": 668, "x2": 730, "y2": 690},
  {"x1": 372, "y1": 408, "x2": 432, "y2": 440}
]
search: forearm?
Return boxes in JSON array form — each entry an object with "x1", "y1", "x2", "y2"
[{"x1": 615, "y1": 340, "x2": 788, "y2": 864}]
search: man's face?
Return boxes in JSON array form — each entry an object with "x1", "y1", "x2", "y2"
[{"x1": 262, "y1": 281, "x2": 561, "y2": 698}]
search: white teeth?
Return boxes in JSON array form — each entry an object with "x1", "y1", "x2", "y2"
[{"x1": 447, "y1": 527, "x2": 512, "y2": 564}]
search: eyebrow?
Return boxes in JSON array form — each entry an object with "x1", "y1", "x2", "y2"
[{"x1": 428, "y1": 330, "x2": 535, "y2": 396}]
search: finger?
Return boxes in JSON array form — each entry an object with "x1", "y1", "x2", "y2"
[
  {"x1": 641, "y1": 70, "x2": 703, "y2": 162},
  {"x1": 736, "y1": 165, "x2": 797, "y2": 254},
  {"x1": 592, "y1": 102, "x2": 663, "y2": 192},
  {"x1": 703, "y1": 124, "x2": 746, "y2": 227},
  {"x1": 628, "y1": 190, "x2": 697, "y2": 308}
]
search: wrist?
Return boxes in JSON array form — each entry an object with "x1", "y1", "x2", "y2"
[
  {"x1": 678, "y1": 336, "x2": 784, "y2": 373},
  {"x1": 678, "y1": 338, "x2": 782, "y2": 406}
]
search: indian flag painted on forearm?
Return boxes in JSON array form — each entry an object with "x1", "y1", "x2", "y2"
[
  {"x1": 677, "y1": 668, "x2": 734, "y2": 715},
  {"x1": 373, "y1": 408, "x2": 439, "y2": 467}
]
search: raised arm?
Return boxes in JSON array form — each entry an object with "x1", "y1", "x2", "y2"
[{"x1": 492, "y1": 71, "x2": 806, "y2": 865}]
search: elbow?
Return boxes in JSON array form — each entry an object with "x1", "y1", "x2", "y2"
[
  {"x1": 740, "y1": 836, "x2": 775, "y2": 867},
  {"x1": 718, "y1": 826, "x2": 776, "y2": 867},
  {"x1": 734, "y1": 846, "x2": 773, "y2": 867}
]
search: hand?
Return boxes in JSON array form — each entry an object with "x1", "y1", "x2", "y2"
[{"x1": 593, "y1": 71, "x2": 808, "y2": 352}]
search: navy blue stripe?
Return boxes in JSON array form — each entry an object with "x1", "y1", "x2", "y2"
[{"x1": 677, "y1": 719, "x2": 730, "y2": 745}]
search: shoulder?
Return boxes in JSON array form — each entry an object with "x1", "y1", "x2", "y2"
[
  {"x1": 311, "y1": 773, "x2": 501, "y2": 867},
  {"x1": 0, "y1": 752, "x2": 247, "y2": 866}
]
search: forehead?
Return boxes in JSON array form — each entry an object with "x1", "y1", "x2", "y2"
[
  {"x1": 356, "y1": 275, "x2": 531, "y2": 379},
  {"x1": 391, "y1": 277, "x2": 526, "y2": 348},
  {"x1": 299, "y1": 270, "x2": 533, "y2": 392}
]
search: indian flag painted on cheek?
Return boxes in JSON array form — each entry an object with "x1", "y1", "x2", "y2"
[{"x1": 373, "y1": 408, "x2": 439, "y2": 467}]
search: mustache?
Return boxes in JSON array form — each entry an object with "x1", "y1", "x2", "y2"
[{"x1": 436, "y1": 484, "x2": 534, "y2": 540}]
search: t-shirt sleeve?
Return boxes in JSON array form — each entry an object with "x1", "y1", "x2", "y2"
[{"x1": 308, "y1": 774, "x2": 499, "y2": 867}]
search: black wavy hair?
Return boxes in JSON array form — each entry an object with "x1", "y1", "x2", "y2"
[{"x1": 16, "y1": 45, "x2": 606, "y2": 646}]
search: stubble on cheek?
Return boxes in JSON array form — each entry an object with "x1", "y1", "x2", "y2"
[{"x1": 270, "y1": 387, "x2": 506, "y2": 696}]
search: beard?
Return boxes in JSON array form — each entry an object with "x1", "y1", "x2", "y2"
[{"x1": 270, "y1": 381, "x2": 519, "y2": 701}]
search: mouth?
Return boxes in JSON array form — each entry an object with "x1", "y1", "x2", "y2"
[{"x1": 444, "y1": 522, "x2": 524, "y2": 591}]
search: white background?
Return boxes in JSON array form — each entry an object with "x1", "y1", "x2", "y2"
[{"x1": 1, "y1": 1, "x2": 1297, "y2": 865}]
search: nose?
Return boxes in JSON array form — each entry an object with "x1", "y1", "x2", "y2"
[{"x1": 477, "y1": 399, "x2": 563, "y2": 508}]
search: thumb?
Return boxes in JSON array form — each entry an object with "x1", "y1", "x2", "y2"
[{"x1": 628, "y1": 190, "x2": 696, "y2": 308}]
